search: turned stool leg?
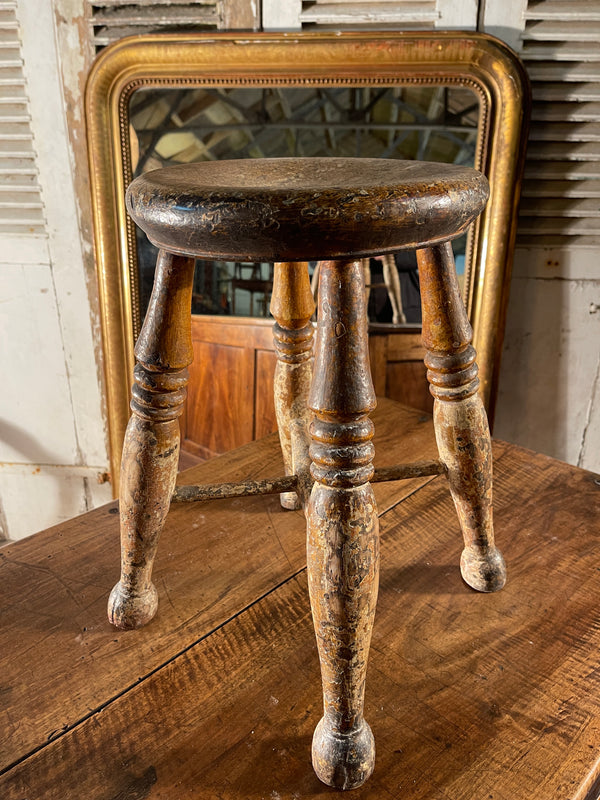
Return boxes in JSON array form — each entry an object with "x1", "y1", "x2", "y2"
[
  {"x1": 270, "y1": 262, "x2": 315, "y2": 510},
  {"x1": 417, "y1": 243, "x2": 506, "y2": 592},
  {"x1": 307, "y1": 259, "x2": 379, "y2": 789},
  {"x1": 108, "y1": 250, "x2": 196, "y2": 629}
]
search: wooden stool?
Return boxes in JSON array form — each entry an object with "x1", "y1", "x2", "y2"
[{"x1": 110, "y1": 157, "x2": 506, "y2": 790}]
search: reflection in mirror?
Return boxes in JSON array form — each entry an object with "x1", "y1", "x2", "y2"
[{"x1": 129, "y1": 85, "x2": 479, "y2": 324}]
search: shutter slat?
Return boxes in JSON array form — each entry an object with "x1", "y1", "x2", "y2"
[
  {"x1": 307, "y1": 0, "x2": 419, "y2": 4},
  {"x1": 531, "y1": 82, "x2": 600, "y2": 102},
  {"x1": 92, "y1": 4, "x2": 218, "y2": 24},
  {"x1": 532, "y1": 101, "x2": 600, "y2": 122},
  {"x1": 520, "y1": 197, "x2": 600, "y2": 217},
  {"x1": 522, "y1": 179, "x2": 600, "y2": 197},
  {"x1": 523, "y1": 20, "x2": 600, "y2": 41},
  {"x1": 529, "y1": 121, "x2": 600, "y2": 142},
  {"x1": 518, "y1": 233, "x2": 600, "y2": 247},
  {"x1": 526, "y1": 141, "x2": 600, "y2": 161},
  {"x1": 518, "y1": 216, "x2": 600, "y2": 234},
  {"x1": 524, "y1": 1, "x2": 600, "y2": 22},
  {"x1": 527, "y1": 62, "x2": 600, "y2": 82},
  {"x1": 89, "y1": 1, "x2": 220, "y2": 50},
  {"x1": 524, "y1": 161, "x2": 600, "y2": 180},
  {"x1": 93, "y1": 0, "x2": 207, "y2": 5},
  {"x1": 522, "y1": 42, "x2": 600, "y2": 62},
  {"x1": 300, "y1": 2, "x2": 437, "y2": 24}
]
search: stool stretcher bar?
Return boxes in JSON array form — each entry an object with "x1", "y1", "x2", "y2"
[{"x1": 171, "y1": 459, "x2": 445, "y2": 503}]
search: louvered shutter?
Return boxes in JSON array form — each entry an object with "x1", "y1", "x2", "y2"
[
  {"x1": 299, "y1": 1, "x2": 438, "y2": 29},
  {"x1": 518, "y1": 0, "x2": 600, "y2": 245},
  {"x1": 89, "y1": 1, "x2": 222, "y2": 49},
  {"x1": 0, "y1": 0, "x2": 45, "y2": 235},
  {"x1": 263, "y1": 1, "x2": 477, "y2": 39}
]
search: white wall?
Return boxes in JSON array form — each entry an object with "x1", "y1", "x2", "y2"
[
  {"x1": 0, "y1": 0, "x2": 111, "y2": 540},
  {"x1": 495, "y1": 247, "x2": 600, "y2": 471}
]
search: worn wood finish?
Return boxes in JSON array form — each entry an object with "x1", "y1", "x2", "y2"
[
  {"x1": 108, "y1": 250, "x2": 195, "y2": 630},
  {"x1": 170, "y1": 460, "x2": 445, "y2": 503},
  {"x1": 125, "y1": 158, "x2": 488, "y2": 262},
  {"x1": 418, "y1": 243, "x2": 506, "y2": 592},
  {"x1": 183, "y1": 320, "x2": 430, "y2": 459},
  {"x1": 270, "y1": 261, "x2": 315, "y2": 510},
  {"x1": 3, "y1": 434, "x2": 600, "y2": 798},
  {"x1": 308, "y1": 259, "x2": 379, "y2": 789}
]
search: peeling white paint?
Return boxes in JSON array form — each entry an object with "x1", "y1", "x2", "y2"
[
  {"x1": 496, "y1": 245, "x2": 600, "y2": 473},
  {"x1": 0, "y1": 1, "x2": 110, "y2": 540}
]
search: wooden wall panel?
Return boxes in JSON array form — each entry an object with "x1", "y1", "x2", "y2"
[
  {"x1": 386, "y1": 360, "x2": 433, "y2": 415},
  {"x1": 182, "y1": 316, "x2": 433, "y2": 460},
  {"x1": 254, "y1": 350, "x2": 278, "y2": 440},
  {"x1": 184, "y1": 340, "x2": 255, "y2": 459}
]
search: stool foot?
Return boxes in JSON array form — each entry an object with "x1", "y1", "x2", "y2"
[
  {"x1": 461, "y1": 545, "x2": 506, "y2": 592},
  {"x1": 107, "y1": 580, "x2": 158, "y2": 630},
  {"x1": 312, "y1": 717, "x2": 375, "y2": 790},
  {"x1": 279, "y1": 491, "x2": 301, "y2": 510}
]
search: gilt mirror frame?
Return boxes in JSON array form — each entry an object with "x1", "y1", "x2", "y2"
[{"x1": 85, "y1": 31, "x2": 529, "y2": 486}]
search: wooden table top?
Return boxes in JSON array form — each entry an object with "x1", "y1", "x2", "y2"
[{"x1": 1, "y1": 398, "x2": 600, "y2": 799}]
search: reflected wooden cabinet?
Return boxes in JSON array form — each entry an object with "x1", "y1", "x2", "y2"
[
  {"x1": 181, "y1": 317, "x2": 277, "y2": 461},
  {"x1": 180, "y1": 316, "x2": 432, "y2": 462}
]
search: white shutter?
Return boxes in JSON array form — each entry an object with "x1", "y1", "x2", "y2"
[
  {"x1": 264, "y1": 0, "x2": 478, "y2": 36},
  {"x1": 518, "y1": 0, "x2": 600, "y2": 245},
  {"x1": 299, "y1": 1, "x2": 438, "y2": 29},
  {"x1": 89, "y1": 1, "x2": 228, "y2": 50},
  {"x1": 89, "y1": 0, "x2": 260, "y2": 50},
  {"x1": 0, "y1": 0, "x2": 45, "y2": 235}
]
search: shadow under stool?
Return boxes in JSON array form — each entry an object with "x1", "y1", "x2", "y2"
[{"x1": 108, "y1": 157, "x2": 507, "y2": 790}]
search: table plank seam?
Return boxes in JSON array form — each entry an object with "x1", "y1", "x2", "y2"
[
  {"x1": 0, "y1": 472, "x2": 442, "y2": 777},
  {"x1": 0, "y1": 563, "x2": 308, "y2": 779}
]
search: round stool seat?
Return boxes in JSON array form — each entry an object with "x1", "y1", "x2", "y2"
[{"x1": 126, "y1": 157, "x2": 488, "y2": 262}]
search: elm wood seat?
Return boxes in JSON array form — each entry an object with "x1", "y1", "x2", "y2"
[
  {"x1": 113, "y1": 157, "x2": 506, "y2": 791},
  {"x1": 125, "y1": 157, "x2": 487, "y2": 260}
]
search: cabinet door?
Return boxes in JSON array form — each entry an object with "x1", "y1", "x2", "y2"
[{"x1": 182, "y1": 316, "x2": 278, "y2": 460}]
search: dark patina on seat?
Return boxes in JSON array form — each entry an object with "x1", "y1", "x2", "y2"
[{"x1": 126, "y1": 157, "x2": 488, "y2": 261}]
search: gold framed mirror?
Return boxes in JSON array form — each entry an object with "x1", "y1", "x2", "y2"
[{"x1": 86, "y1": 31, "x2": 529, "y2": 485}]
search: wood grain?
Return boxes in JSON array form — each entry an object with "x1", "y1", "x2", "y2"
[
  {"x1": 253, "y1": 349, "x2": 278, "y2": 440},
  {"x1": 0, "y1": 399, "x2": 437, "y2": 772},
  {"x1": 185, "y1": 339, "x2": 255, "y2": 455},
  {"x1": 386, "y1": 360, "x2": 433, "y2": 414},
  {"x1": 189, "y1": 314, "x2": 274, "y2": 350},
  {"x1": 3, "y1": 437, "x2": 600, "y2": 798}
]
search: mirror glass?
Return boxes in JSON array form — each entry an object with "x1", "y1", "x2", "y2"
[{"x1": 129, "y1": 85, "x2": 479, "y2": 326}]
